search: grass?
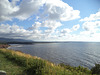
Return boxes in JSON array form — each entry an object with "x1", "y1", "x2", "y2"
[
  {"x1": 0, "y1": 48, "x2": 97, "y2": 75},
  {"x1": 0, "y1": 50, "x2": 25, "y2": 75}
]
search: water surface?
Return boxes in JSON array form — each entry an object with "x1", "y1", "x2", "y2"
[{"x1": 8, "y1": 42, "x2": 100, "y2": 69}]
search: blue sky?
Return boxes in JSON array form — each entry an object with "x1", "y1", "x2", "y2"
[{"x1": 0, "y1": 0, "x2": 100, "y2": 41}]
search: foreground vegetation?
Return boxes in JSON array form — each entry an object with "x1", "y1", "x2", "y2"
[
  {"x1": 0, "y1": 52, "x2": 24, "y2": 75},
  {"x1": 0, "y1": 45, "x2": 100, "y2": 75}
]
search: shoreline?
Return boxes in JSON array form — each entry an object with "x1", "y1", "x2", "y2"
[
  {"x1": 0, "y1": 48, "x2": 92, "y2": 75},
  {"x1": 0, "y1": 44, "x2": 10, "y2": 48},
  {"x1": 7, "y1": 43, "x2": 96, "y2": 69},
  {"x1": 0, "y1": 44, "x2": 99, "y2": 74}
]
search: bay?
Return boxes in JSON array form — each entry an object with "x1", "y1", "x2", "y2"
[{"x1": 8, "y1": 42, "x2": 100, "y2": 69}]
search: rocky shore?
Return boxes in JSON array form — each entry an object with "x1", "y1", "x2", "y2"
[{"x1": 0, "y1": 44, "x2": 9, "y2": 48}]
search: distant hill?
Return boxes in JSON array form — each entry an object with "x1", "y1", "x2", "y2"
[{"x1": 0, "y1": 38, "x2": 33, "y2": 44}]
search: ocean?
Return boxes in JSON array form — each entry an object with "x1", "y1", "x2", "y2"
[{"x1": 8, "y1": 42, "x2": 100, "y2": 69}]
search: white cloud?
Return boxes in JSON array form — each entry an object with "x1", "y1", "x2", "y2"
[
  {"x1": 0, "y1": 0, "x2": 45, "y2": 21},
  {"x1": 42, "y1": 20, "x2": 62, "y2": 30},
  {"x1": 13, "y1": 0, "x2": 45, "y2": 20},
  {"x1": 77, "y1": 21, "x2": 100, "y2": 41},
  {"x1": 2, "y1": 0, "x2": 98, "y2": 42},
  {"x1": 91, "y1": 33, "x2": 100, "y2": 41},
  {"x1": 0, "y1": 22, "x2": 60, "y2": 41},
  {"x1": 0, "y1": 19, "x2": 62, "y2": 40},
  {"x1": 61, "y1": 28, "x2": 72, "y2": 34},
  {"x1": 0, "y1": 0, "x2": 19, "y2": 21},
  {"x1": 78, "y1": 10, "x2": 100, "y2": 42},
  {"x1": 28, "y1": 22, "x2": 41, "y2": 30},
  {"x1": 72, "y1": 24, "x2": 80, "y2": 31},
  {"x1": 11, "y1": 0, "x2": 20, "y2": 7},
  {"x1": 80, "y1": 11, "x2": 100, "y2": 21},
  {"x1": 0, "y1": 23, "x2": 100, "y2": 42},
  {"x1": 57, "y1": 33, "x2": 100, "y2": 42},
  {"x1": 0, "y1": 0, "x2": 80, "y2": 22},
  {"x1": 42, "y1": 0, "x2": 80, "y2": 21},
  {"x1": 82, "y1": 21, "x2": 100, "y2": 34},
  {"x1": 59, "y1": 24, "x2": 80, "y2": 37},
  {"x1": 0, "y1": 24, "x2": 36, "y2": 39},
  {"x1": 42, "y1": 21, "x2": 62, "y2": 38},
  {"x1": 28, "y1": 20, "x2": 62, "y2": 37},
  {"x1": 58, "y1": 28, "x2": 72, "y2": 38}
]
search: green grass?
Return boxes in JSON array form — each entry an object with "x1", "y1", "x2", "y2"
[
  {"x1": 0, "y1": 51, "x2": 25, "y2": 75},
  {"x1": 0, "y1": 48, "x2": 97, "y2": 75}
]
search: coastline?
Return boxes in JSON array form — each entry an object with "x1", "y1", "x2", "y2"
[
  {"x1": 0, "y1": 44, "x2": 10, "y2": 48},
  {"x1": 0, "y1": 44, "x2": 99, "y2": 75},
  {"x1": 0, "y1": 48, "x2": 92, "y2": 75}
]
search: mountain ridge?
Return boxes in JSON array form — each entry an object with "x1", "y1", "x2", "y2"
[{"x1": 0, "y1": 38, "x2": 33, "y2": 44}]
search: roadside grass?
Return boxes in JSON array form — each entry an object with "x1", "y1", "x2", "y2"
[{"x1": 0, "y1": 48, "x2": 94, "y2": 75}]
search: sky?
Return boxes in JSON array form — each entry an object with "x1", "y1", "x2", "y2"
[{"x1": 0, "y1": 0, "x2": 100, "y2": 42}]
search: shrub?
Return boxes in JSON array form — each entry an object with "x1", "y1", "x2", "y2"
[
  {"x1": 91, "y1": 64, "x2": 100, "y2": 75},
  {"x1": 59, "y1": 63, "x2": 91, "y2": 74},
  {"x1": 25, "y1": 59, "x2": 46, "y2": 75}
]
